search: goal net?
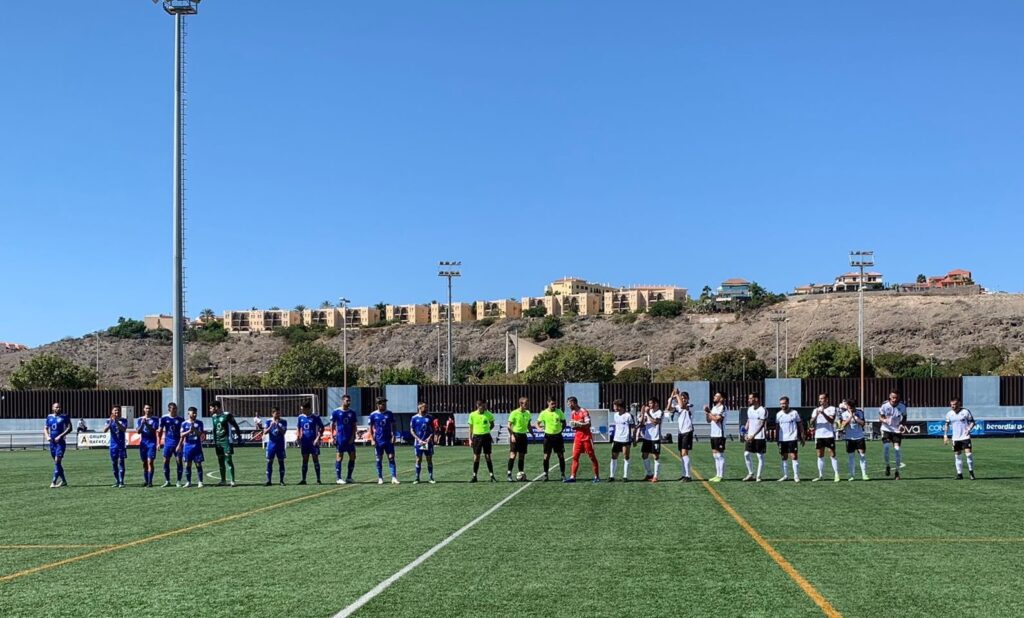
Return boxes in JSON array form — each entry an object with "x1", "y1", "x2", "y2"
[{"x1": 215, "y1": 394, "x2": 320, "y2": 446}]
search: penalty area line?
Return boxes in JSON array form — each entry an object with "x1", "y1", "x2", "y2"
[{"x1": 332, "y1": 472, "x2": 542, "y2": 618}]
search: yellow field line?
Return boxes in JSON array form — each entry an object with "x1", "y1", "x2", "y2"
[
  {"x1": 769, "y1": 537, "x2": 1024, "y2": 544},
  {"x1": 0, "y1": 544, "x2": 114, "y2": 550},
  {"x1": 0, "y1": 486, "x2": 347, "y2": 584},
  {"x1": 665, "y1": 450, "x2": 843, "y2": 618}
]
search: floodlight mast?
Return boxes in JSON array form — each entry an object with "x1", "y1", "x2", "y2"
[
  {"x1": 438, "y1": 262, "x2": 462, "y2": 385},
  {"x1": 849, "y1": 250, "x2": 875, "y2": 411},
  {"x1": 158, "y1": 0, "x2": 201, "y2": 411}
]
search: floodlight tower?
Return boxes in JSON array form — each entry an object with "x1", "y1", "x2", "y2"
[
  {"x1": 849, "y1": 250, "x2": 875, "y2": 410},
  {"x1": 769, "y1": 311, "x2": 787, "y2": 379},
  {"x1": 339, "y1": 297, "x2": 350, "y2": 392},
  {"x1": 438, "y1": 262, "x2": 462, "y2": 385},
  {"x1": 157, "y1": 0, "x2": 200, "y2": 411}
]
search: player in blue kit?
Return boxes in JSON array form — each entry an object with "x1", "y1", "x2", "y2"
[
  {"x1": 369, "y1": 397, "x2": 399, "y2": 485},
  {"x1": 178, "y1": 407, "x2": 205, "y2": 488},
  {"x1": 265, "y1": 407, "x2": 287, "y2": 486},
  {"x1": 43, "y1": 402, "x2": 71, "y2": 488},
  {"x1": 159, "y1": 402, "x2": 185, "y2": 487},
  {"x1": 103, "y1": 405, "x2": 128, "y2": 488},
  {"x1": 410, "y1": 402, "x2": 436, "y2": 484},
  {"x1": 296, "y1": 402, "x2": 325, "y2": 485},
  {"x1": 330, "y1": 394, "x2": 358, "y2": 484},
  {"x1": 136, "y1": 404, "x2": 160, "y2": 487}
]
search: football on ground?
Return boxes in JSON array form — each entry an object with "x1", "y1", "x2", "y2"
[{"x1": 2, "y1": 440, "x2": 1023, "y2": 617}]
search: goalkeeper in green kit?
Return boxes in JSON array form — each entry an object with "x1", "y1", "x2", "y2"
[{"x1": 209, "y1": 401, "x2": 242, "y2": 486}]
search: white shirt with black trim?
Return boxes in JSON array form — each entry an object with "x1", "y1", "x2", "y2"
[
  {"x1": 612, "y1": 412, "x2": 635, "y2": 444},
  {"x1": 879, "y1": 402, "x2": 906, "y2": 434},
  {"x1": 641, "y1": 409, "x2": 663, "y2": 442},
  {"x1": 708, "y1": 404, "x2": 727, "y2": 438},
  {"x1": 946, "y1": 409, "x2": 974, "y2": 442},
  {"x1": 673, "y1": 403, "x2": 693, "y2": 435},
  {"x1": 777, "y1": 410, "x2": 800, "y2": 442},
  {"x1": 812, "y1": 406, "x2": 837, "y2": 439},
  {"x1": 746, "y1": 406, "x2": 767, "y2": 440}
]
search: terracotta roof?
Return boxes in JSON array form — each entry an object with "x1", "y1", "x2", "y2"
[{"x1": 721, "y1": 278, "x2": 750, "y2": 285}]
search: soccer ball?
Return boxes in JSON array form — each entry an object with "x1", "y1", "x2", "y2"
[{"x1": 516, "y1": 472, "x2": 526, "y2": 481}]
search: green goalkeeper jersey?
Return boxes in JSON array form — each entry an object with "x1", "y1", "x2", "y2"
[{"x1": 211, "y1": 413, "x2": 234, "y2": 444}]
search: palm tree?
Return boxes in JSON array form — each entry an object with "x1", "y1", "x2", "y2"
[
  {"x1": 320, "y1": 300, "x2": 333, "y2": 308},
  {"x1": 200, "y1": 308, "x2": 215, "y2": 321},
  {"x1": 294, "y1": 304, "x2": 307, "y2": 312}
]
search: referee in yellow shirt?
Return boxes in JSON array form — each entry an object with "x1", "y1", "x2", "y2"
[
  {"x1": 468, "y1": 399, "x2": 496, "y2": 483},
  {"x1": 506, "y1": 397, "x2": 532, "y2": 481}
]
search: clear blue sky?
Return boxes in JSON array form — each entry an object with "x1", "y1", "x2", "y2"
[{"x1": 3, "y1": 2, "x2": 1022, "y2": 346}]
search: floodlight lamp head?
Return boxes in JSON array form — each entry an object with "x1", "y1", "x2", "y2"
[
  {"x1": 438, "y1": 260, "x2": 462, "y2": 267},
  {"x1": 161, "y1": 0, "x2": 200, "y2": 15},
  {"x1": 848, "y1": 250, "x2": 875, "y2": 268}
]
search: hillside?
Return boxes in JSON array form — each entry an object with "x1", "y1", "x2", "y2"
[{"x1": 2, "y1": 293, "x2": 1023, "y2": 389}]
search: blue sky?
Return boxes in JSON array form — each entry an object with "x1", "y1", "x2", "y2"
[{"x1": 2, "y1": 2, "x2": 1022, "y2": 346}]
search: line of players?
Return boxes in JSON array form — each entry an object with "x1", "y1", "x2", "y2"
[{"x1": 41, "y1": 388, "x2": 979, "y2": 487}]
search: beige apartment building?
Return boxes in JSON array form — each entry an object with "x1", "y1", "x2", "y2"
[
  {"x1": 302, "y1": 308, "x2": 341, "y2": 328},
  {"x1": 430, "y1": 302, "x2": 474, "y2": 324},
  {"x1": 344, "y1": 307, "x2": 381, "y2": 327},
  {"x1": 475, "y1": 299, "x2": 523, "y2": 319},
  {"x1": 560, "y1": 292, "x2": 603, "y2": 316},
  {"x1": 522, "y1": 295, "x2": 562, "y2": 317},
  {"x1": 546, "y1": 277, "x2": 615, "y2": 296},
  {"x1": 144, "y1": 314, "x2": 174, "y2": 331},
  {"x1": 386, "y1": 304, "x2": 430, "y2": 325},
  {"x1": 224, "y1": 310, "x2": 300, "y2": 333},
  {"x1": 603, "y1": 286, "x2": 687, "y2": 313}
]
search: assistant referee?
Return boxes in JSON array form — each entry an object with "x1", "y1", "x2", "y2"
[{"x1": 468, "y1": 400, "x2": 496, "y2": 483}]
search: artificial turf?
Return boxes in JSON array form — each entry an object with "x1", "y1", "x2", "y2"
[{"x1": 1, "y1": 438, "x2": 1021, "y2": 617}]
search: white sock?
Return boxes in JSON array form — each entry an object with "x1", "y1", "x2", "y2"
[
  {"x1": 830, "y1": 457, "x2": 839, "y2": 476},
  {"x1": 610, "y1": 459, "x2": 617, "y2": 478},
  {"x1": 848, "y1": 454, "x2": 856, "y2": 477},
  {"x1": 623, "y1": 459, "x2": 630, "y2": 478},
  {"x1": 683, "y1": 455, "x2": 691, "y2": 477},
  {"x1": 859, "y1": 454, "x2": 867, "y2": 476},
  {"x1": 780, "y1": 459, "x2": 788, "y2": 478},
  {"x1": 653, "y1": 460, "x2": 661, "y2": 478},
  {"x1": 954, "y1": 454, "x2": 963, "y2": 474},
  {"x1": 792, "y1": 459, "x2": 800, "y2": 479},
  {"x1": 894, "y1": 446, "x2": 902, "y2": 468},
  {"x1": 756, "y1": 454, "x2": 764, "y2": 478},
  {"x1": 718, "y1": 454, "x2": 726, "y2": 477},
  {"x1": 817, "y1": 457, "x2": 825, "y2": 477},
  {"x1": 966, "y1": 453, "x2": 974, "y2": 471},
  {"x1": 643, "y1": 458, "x2": 651, "y2": 476},
  {"x1": 744, "y1": 451, "x2": 753, "y2": 474},
  {"x1": 883, "y1": 443, "x2": 891, "y2": 464}
]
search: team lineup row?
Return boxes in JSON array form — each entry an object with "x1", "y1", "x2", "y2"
[{"x1": 39, "y1": 388, "x2": 979, "y2": 488}]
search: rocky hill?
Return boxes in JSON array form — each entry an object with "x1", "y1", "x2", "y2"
[{"x1": 2, "y1": 293, "x2": 1022, "y2": 388}]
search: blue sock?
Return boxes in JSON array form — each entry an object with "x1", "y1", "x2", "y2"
[
  {"x1": 376, "y1": 459, "x2": 383, "y2": 478},
  {"x1": 428, "y1": 461, "x2": 434, "y2": 478},
  {"x1": 335, "y1": 460, "x2": 342, "y2": 480},
  {"x1": 58, "y1": 462, "x2": 66, "y2": 483},
  {"x1": 119, "y1": 460, "x2": 125, "y2": 484},
  {"x1": 347, "y1": 460, "x2": 355, "y2": 480},
  {"x1": 389, "y1": 460, "x2": 397, "y2": 478},
  {"x1": 163, "y1": 462, "x2": 171, "y2": 482},
  {"x1": 415, "y1": 462, "x2": 422, "y2": 480},
  {"x1": 197, "y1": 464, "x2": 204, "y2": 483},
  {"x1": 112, "y1": 460, "x2": 119, "y2": 482},
  {"x1": 176, "y1": 461, "x2": 183, "y2": 482},
  {"x1": 302, "y1": 462, "x2": 308, "y2": 481},
  {"x1": 186, "y1": 466, "x2": 192, "y2": 483},
  {"x1": 266, "y1": 461, "x2": 272, "y2": 483},
  {"x1": 279, "y1": 462, "x2": 286, "y2": 483},
  {"x1": 314, "y1": 462, "x2": 321, "y2": 482}
]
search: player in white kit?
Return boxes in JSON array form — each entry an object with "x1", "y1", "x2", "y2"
[
  {"x1": 742, "y1": 393, "x2": 767, "y2": 482},
  {"x1": 879, "y1": 391, "x2": 906, "y2": 480},
  {"x1": 705, "y1": 392, "x2": 728, "y2": 483},
  {"x1": 810, "y1": 393, "x2": 840, "y2": 482},
  {"x1": 943, "y1": 397, "x2": 976, "y2": 480},
  {"x1": 608, "y1": 399, "x2": 634, "y2": 482},
  {"x1": 839, "y1": 398, "x2": 869, "y2": 481},
  {"x1": 669, "y1": 388, "x2": 694, "y2": 482},
  {"x1": 775, "y1": 396, "x2": 803, "y2": 482}
]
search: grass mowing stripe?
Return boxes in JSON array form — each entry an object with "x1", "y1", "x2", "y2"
[
  {"x1": 0, "y1": 484, "x2": 348, "y2": 584},
  {"x1": 332, "y1": 472, "x2": 543, "y2": 618},
  {"x1": 665, "y1": 449, "x2": 843, "y2": 618},
  {"x1": 0, "y1": 545, "x2": 112, "y2": 550}
]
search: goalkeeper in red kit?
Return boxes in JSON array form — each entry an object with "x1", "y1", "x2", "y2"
[{"x1": 566, "y1": 397, "x2": 600, "y2": 483}]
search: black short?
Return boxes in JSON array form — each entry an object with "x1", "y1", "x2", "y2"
[
  {"x1": 709, "y1": 437, "x2": 726, "y2": 452},
  {"x1": 881, "y1": 432, "x2": 902, "y2": 445},
  {"x1": 846, "y1": 438, "x2": 866, "y2": 453},
  {"x1": 509, "y1": 433, "x2": 528, "y2": 455},
  {"x1": 815, "y1": 437, "x2": 836, "y2": 451},
  {"x1": 779, "y1": 440, "x2": 799, "y2": 456},
  {"x1": 471, "y1": 434, "x2": 493, "y2": 455},
  {"x1": 543, "y1": 434, "x2": 564, "y2": 455},
  {"x1": 953, "y1": 439, "x2": 972, "y2": 453},
  {"x1": 745, "y1": 439, "x2": 767, "y2": 454},
  {"x1": 641, "y1": 439, "x2": 661, "y2": 455},
  {"x1": 677, "y1": 431, "x2": 694, "y2": 451},
  {"x1": 611, "y1": 441, "x2": 631, "y2": 454}
]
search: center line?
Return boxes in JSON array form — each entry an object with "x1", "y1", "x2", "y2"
[{"x1": 332, "y1": 472, "x2": 542, "y2": 618}]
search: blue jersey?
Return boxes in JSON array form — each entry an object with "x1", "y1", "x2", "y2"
[
  {"x1": 181, "y1": 420, "x2": 204, "y2": 446},
  {"x1": 297, "y1": 414, "x2": 324, "y2": 443},
  {"x1": 46, "y1": 413, "x2": 71, "y2": 441},
  {"x1": 105, "y1": 418, "x2": 128, "y2": 449},
  {"x1": 330, "y1": 408, "x2": 358, "y2": 444},
  {"x1": 410, "y1": 414, "x2": 433, "y2": 442},
  {"x1": 160, "y1": 415, "x2": 184, "y2": 443},
  {"x1": 266, "y1": 419, "x2": 287, "y2": 447},
  {"x1": 137, "y1": 417, "x2": 160, "y2": 444},
  {"x1": 368, "y1": 411, "x2": 395, "y2": 444}
]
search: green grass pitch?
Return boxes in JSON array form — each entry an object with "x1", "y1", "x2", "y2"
[{"x1": 1, "y1": 439, "x2": 1023, "y2": 617}]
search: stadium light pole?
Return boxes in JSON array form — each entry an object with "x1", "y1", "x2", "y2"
[
  {"x1": 158, "y1": 0, "x2": 200, "y2": 411},
  {"x1": 438, "y1": 261, "x2": 461, "y2": 385},
  {"x1": 769, "y1": 311, "x2": 786, "y2": 379},
  {"x1": 850, "y1": 251, "x2": 875, "y2": 409},
  {"x1": 339, "y1": 297, "x2": 350, "y2": 392}
]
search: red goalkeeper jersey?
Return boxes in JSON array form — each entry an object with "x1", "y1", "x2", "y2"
[{"x1": 572, "y1": 409, "x2": 593, "y2": 441}]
